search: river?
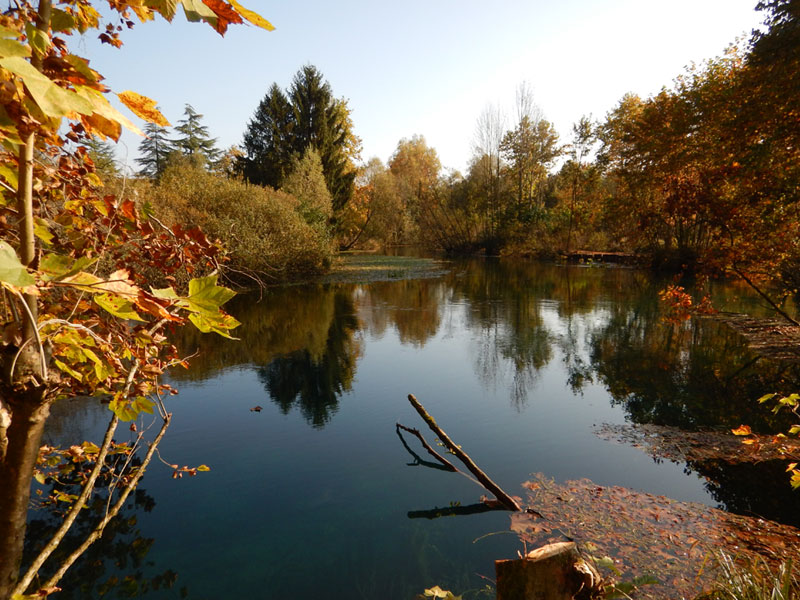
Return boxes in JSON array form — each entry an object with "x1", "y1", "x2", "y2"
[{"x1": 34, "y1": 258, "x2": 800, "y2": 599}]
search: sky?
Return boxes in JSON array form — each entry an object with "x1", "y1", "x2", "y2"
[{"x1": 79, "y1": 0, "x2": 767, "y2": 175}]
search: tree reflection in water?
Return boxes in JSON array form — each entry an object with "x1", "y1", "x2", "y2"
[
  {"x1": 165, "y1": 259, "x2": 800, "y2": 524},
  {"x1": 258, "y1": 291, "x2": 362, "y2": 428}
]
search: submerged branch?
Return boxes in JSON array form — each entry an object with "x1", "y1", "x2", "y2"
[{"x1": 408, "y1": 502, "x2": 507, "y2": 520}]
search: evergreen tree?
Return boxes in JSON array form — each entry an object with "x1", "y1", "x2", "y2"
[
  {"x1": 239, "y1": 65, "x2": 359, "y2": 213},
  {"x1": 136, "y1": 122, "x2": 173, "y2": 178},
  {"x1": 174, "y1": 104, "x2": 221, "y2": 167},
  {"x1": 85, "y1": 137, "x2": 119, "y2": 179},
  {"x1": 239, "y1": 83, "x2": 295, "y2": 188}
]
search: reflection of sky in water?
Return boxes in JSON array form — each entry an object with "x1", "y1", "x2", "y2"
[{"x1": 39, "y1": 261, "x2": 800, "y2": 599}]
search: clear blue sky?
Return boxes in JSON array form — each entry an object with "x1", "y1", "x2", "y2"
[{"x1": 80, "y1": 0, "x2": 765, "y2": 174}]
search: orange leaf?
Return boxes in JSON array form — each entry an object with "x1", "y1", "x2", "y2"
[
  {"x1": 731, "y1": 425, "x2": 752, "y2": 436},
  {"x1": 80, "y1": 113, "x2": 122, "y2": 142},
  {"x1": 202, "y1": 0, "x2": 243, "y2": 34},
  {"x1": 227, "y1": 0, "x2": 274, "y2": 31},
  {"x1": 135, "y1": 294, "x2": 182, "y2": 322},
  {"x1": 117, "y1": 91, "x2": 170, "y2": 126}
]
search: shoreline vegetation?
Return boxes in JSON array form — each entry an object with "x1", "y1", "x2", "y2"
[{"x1": 0, "y1": 0, "x2": 798, "y2": 597}]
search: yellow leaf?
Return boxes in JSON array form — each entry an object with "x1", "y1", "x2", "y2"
[
  {"x1": 227, "y1": 0, "x2": 274, "y2": 30},
  {"x1": 731, "y1": 425, "x2": 752, "y2": 436},
  {"x1": 787, "y1": 463, "x2": 798, "y2": 472},
  {"x1": 74, "y1": 86, "x2": 142, "y2": 136},
  {"x1": 117, "y1": 90, "x2": 170, "y2": 126}
]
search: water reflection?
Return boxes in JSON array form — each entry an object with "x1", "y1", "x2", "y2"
[
  {"x1": 258, "y1": 291, "x2": 362, "y2": 428},
  {"x1": 449, "y1": 260, "x2": 553, "y2": 409},
  {"x1": 579, "y1": 297, "x2": 797, "y2": 431},
  {"x1": 169, "y1": 261, "x2": 799, "y2": 432},
  {"x1": 164, "y1": 259, "x2": 800, "y2": 522},
  {"x1": 29, "y1": 398, "x2": 187, "y2": 598},
  {"x1": 38, "y1": 259, "x2": 800, "y2": 598}
]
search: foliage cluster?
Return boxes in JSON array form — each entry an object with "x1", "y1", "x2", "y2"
[
  {"x1": 0, "y1": 0, "x2": 271, "y2": 597},
  {"x1": 343, "y1": 0, "x2": 798, "y2": 322},
  {"x1": 238, "y1": 65, "x2": 360, "y2": 218},
  {"x1": 148, "y1": 161, "x2": 334, "y2": 286}
]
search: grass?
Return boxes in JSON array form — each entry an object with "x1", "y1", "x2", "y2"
[{"x1": 698, "y1": 554, "x2": 799, "y2": 600}]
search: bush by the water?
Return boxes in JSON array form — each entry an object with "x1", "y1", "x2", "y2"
[{"x1": 147, "y1": 162, "x2": 334, "y2": 286}]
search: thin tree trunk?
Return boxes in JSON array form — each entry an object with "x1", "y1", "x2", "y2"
[
  {"x1": 0, "y1": 392, "x2": 50, "y2": 600},
  {"x1": 0, "y1": 3, "x2": 54, "y2": 597}
]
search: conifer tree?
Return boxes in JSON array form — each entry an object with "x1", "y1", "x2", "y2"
[
  {"x1": 239, "y1": 65, "x2": 359, "y2": 213},
  {"x1": 239, "y1": 83, "x2": 295, "y2": 188},
  {"x1": 136, "y1": 122, "x2": 173, "y2": 178},
  {"x1": 85, "y1": 138, "x2": 119, "y2": 179},
  {"x1": 174, "y1": 104, "x2": 221, "y2": 167}
]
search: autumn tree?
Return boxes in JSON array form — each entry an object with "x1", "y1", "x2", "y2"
[
  {"x1": 558, "y1": 116, "x2": 599, "y2": 252},
  {"x1": 282, "y1": 147, "x2": 333, "y2": 230},
  {"x1": 472, "y1": 103, "x2": 506, "y2": 249},
  {"x1": 599, "y1": 1, "x2": 800, "y2": 321},
  {"x1": 499, "y1": 84, "x2": 560, "y2": 223},
  {"x1": 0, "y1": 1, "x2": 272, "y2": 598},
  {"x1": 387, "y1": 134, "x2": 441, "y2": 241}
]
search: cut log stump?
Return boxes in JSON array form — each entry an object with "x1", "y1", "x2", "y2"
[{"x1": 495, "y1": 542, "x2": 600, "y2": 600}]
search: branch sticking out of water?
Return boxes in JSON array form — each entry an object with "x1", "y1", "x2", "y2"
[
  {"x1": 396, "y1": 423, "x2": 459, "y2": 472},
  {"x1": 406, "y1": 394, "x2": 522, "y2": 512}
]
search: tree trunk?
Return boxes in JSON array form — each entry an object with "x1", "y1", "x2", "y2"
[
  {"x1": 495, "y1": 542, "x2": 600, "y2": 600},
  {"x1": 0, "y1": 391, "x2": 50, "y2": 600}
]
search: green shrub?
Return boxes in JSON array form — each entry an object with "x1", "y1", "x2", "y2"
[{"x1": 147, "y1": 162, "x2": 334, "y2": 287}]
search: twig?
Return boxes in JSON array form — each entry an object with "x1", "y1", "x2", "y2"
[
  {"x1": 396, "y1": 423, "x2": 458, "y2": 471},
  {"x1": 406, "y1": 394, "x2": 522, "y2": 511},
  {"x1": 39, "y1": 414, "x2": 172, "y2": 593},
  {"x1": 13, "y1": 414, "x2": 119, "y2": 597}
]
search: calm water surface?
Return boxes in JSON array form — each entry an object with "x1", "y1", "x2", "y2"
[{"x1": 35, "y1": 259, "x2": 800, "y2": 599}]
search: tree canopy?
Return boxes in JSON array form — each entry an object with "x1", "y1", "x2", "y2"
[
  {"x1": 0, "y1": 1, "x2": 271, "y2": 597},
  {"x1": 238, "y1": 65, "x2": 360, "y2": 214}
]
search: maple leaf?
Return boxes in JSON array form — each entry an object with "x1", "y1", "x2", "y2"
[{"x1": 202, "y1": 0, "x2": 243, "y2": 34}]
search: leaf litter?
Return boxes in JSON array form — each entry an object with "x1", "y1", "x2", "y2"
[{"x1": 513, "y1": 473, "x2": 800, "y2": 599}]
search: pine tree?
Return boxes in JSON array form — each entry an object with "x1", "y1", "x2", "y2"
[
  {"x1": 85, "y1": 137, "x2": 119, "y2": 179},
  {"x1": 239, "y1": 83, "x2": 295, "y2": 188},
  {"x1": 239, "y1": 65, "x2": 359, "y2": 212},
  {"x1": 174, "y1": 104, "x2": 221, "y2": 167},
  {"x1": 136, "y1": 122, "x2": 173, "y2": 178}
]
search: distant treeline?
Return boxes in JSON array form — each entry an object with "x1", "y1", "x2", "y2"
[{"x1": 90, "y1": 0, "x2": 796, "y2": 306}]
